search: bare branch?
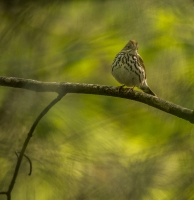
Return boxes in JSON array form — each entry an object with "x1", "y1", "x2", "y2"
[
  {"x1": 0, "y1": 76, "x2": 193, "y2": 123},
  {"x1": 0, "y1": 92, "x2": 66, "y2": 199},
  {"x1": 15, "y1": 151, "x2": 32, "y2": 176}
]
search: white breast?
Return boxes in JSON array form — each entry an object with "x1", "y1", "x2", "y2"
[{"x1": 111, "y1": 52, "x2": 145, "y2": 87}]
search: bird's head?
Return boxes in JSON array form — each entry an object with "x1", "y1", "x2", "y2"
[{"x1": 122, "y1": 40, "x2": 138, "y2": 52}]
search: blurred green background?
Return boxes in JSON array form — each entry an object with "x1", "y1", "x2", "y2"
[{"x1": 0, "y1": 0, "x2": 194, "y2": 199}]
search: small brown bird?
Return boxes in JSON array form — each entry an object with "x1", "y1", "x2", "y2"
[{"x1": 111, "y1": 40, "x2": 156, "y2": 96}]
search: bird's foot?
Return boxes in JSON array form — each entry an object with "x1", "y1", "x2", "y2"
[
  {"x1": 127, "y1": 87, "x2": 135, "y2": 93},
  {"x1": 117, "y1": 84, "x2": 125, "y2": 92}
]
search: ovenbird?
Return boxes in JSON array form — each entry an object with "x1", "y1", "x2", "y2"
[{"x1": 111, "y1": 40, "x2": 156, "y2": 96}]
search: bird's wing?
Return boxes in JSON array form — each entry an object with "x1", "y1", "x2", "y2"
[{"x1": 137, "y1": 54, "x2": 146, "y2": 78}]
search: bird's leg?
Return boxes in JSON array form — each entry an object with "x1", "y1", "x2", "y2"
[
  {"x1": 127, "y1": 86, "x2": 135, "y2": 93},
  {"x1": 117, "y1": 84, "x2": 125, "y2": 92}
]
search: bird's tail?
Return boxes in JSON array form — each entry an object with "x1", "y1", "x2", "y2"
[
  {"x1": 140, "y1": 80, "x2": 156, "y2": 96},
  {"x1": 142, "y1": 87, "x2": 156, "y2": 96}
]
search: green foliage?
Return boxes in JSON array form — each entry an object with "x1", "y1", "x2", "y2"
[{"x1": 0, "y1": 0, "x2": 194, "y2": 199}]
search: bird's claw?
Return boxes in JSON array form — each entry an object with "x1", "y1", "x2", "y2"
[
  {"x1": 117, "y1": 84, "x2": 125, "y2": 93},
  {"x1": 127, "y1": 87, "x2": 135, "y2": 93}
]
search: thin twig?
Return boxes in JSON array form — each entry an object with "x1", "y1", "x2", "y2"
[
  {"x1": 0, "y1": 92, "x2": 66, "y2": 200},
  {"x1": 15, "y1": 151, "x2": 32, "y2": 175}
]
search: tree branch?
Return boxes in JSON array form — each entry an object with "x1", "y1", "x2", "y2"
[
  {"x1": 0, "y1": 92, "x2": 66, "y2": 200},
  {"x1": 0, "y1": 76, "x2": 193, "y2": 123}
]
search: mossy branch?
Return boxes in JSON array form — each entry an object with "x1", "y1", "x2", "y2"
[{"x1": 0, "y1": 76, "x2": 193, "y2": 123}]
